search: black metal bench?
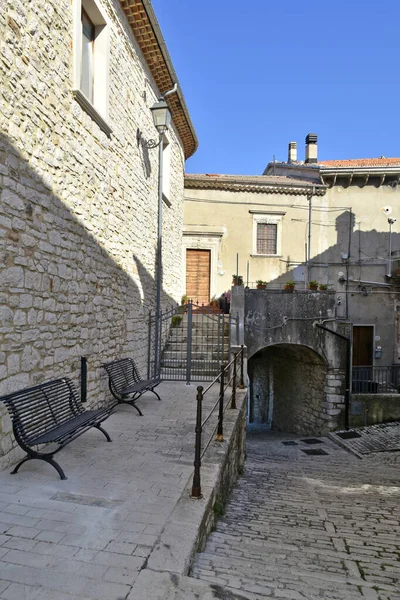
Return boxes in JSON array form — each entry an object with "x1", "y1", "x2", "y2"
[
  {"x1": 102, "y1": 357, "x2": 161, "y2": 416},
  {"x1": 0, "y1": 378, "x2": 113, "y2": 480}
]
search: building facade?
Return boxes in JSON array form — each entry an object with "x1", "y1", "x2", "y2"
[
  {"x1": 0, "y1": 0, "x2": 197, "y2": 465},
  {"x1": 184, "y1": 136, "x2": 400, "y2": 433}
]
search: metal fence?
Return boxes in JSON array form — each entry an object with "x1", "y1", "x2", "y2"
[
  {"x1": 147, "y1": 302, "x2": 239, "y2": 383},
  {"x1": 352, "y1": 365, "x2": 400, "y2": 394},
  {"x1": 191, "y1": 346, "x2": 245, "y2": 499}
]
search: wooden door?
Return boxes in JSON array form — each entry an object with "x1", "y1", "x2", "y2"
[
  {"x1": 352, "y1": 326, "x2": 374, "y2": 365},
  {"x1": 186, "y1": 249, "x2": 210, "y2": 305}
]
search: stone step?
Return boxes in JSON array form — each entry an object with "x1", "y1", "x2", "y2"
[
  {"x1": 161, "y1": 358, "x2": 227, "y2": 369},
  {"x1": 167, "y1": 328, "x2": 230, "y2": 337},
  {"x1": 162, "y1": 351, "x2": 229, "y2": 360}
]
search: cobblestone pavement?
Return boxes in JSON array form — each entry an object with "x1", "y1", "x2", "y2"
[
  {"x1": 191, "y1": 428, "x2": 400, "y2": 600},
  {"x1": 330, "y1": 422, "x2": 400, "y2": 456},
  {"x1": 0, "y1": 382, "x2": 223, "y2": 600}
]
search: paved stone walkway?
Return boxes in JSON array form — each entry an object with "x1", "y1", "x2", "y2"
[
  {"x1": 191, "y1": 428, "x2": 400, "y2": 600},
  {"x1": 0, "y1": 382, "x2": 224, "y2": 600},
  {"x1": 330, "y1": 422, "x2": 400, "y2": 456}
]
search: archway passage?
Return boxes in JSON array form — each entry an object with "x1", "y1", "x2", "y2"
[{"x1": 249, "y1": 343, "x2": 328, "y2": 435}]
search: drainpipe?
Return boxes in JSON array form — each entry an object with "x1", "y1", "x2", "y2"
[
  {"x1": 315, "y1": 323, "x2": 351, "y2": 430},
  {"x1": 387, "y1": 217, "x2": 396, "y2": 278},
  {"x1": 345, "y1": 209, "x2": 352, "y2": 319},
  {"x1": 307, "y1": 186, "x2": 316, "y2": 285}
]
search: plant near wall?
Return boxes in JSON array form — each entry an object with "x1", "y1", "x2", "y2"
[
  {"x1": 308, "y1": 280, "x2": 319, "y2": 290},
  {"x1": 171, "y1": 315, "x2": 182, "y2": 328},
  {"x1": 232, "y1": 274, "x2": 243, "y2": 286},
  {"x1": 283, "y1": 280, "x2": 295, "y2": 291},
  {"x1": 256, "y1": 280, "x2": 267, "y2": 289},
  {"x1": 319, "y1": 283, "x2": 328, "y2": 291}
]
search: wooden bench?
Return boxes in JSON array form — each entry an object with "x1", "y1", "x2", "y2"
[
  {"x1": 0, "y1": 378, "x2": 113, "y2": 480},
  {"x1": 102, "y1": 358, "x2": 161, "y2": 416}
]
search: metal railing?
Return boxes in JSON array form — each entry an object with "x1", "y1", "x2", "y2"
[
  {"x1": 148, "y1": 302, "x2": 239, "y2": 383},
  {"x1": 352, "y1": 365, "x2": 400, "y2": 394},
  {"x1": 244, "y1": 281, "x2": 335, "y2": 291},
  {"x1": 191, "y1": 345, "x2": 245, "y2": 499}
]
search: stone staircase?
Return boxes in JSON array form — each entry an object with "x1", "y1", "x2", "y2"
[{"x1": 160, "y1": 313, "x2": 230, "y2": 381}]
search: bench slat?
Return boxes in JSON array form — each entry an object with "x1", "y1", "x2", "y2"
[
  {"x1": 31, "y1": 408, "x2": 110, "y2": 444},
  {"x1": 2, "y1": 378, "x2": 84, "y2": 446},
  {"x1": 0, "y1": 377, "x2": 112, "y2": 480},
  {"x1": 102, "y1": 358, "x2": 161, "y2": 416}
]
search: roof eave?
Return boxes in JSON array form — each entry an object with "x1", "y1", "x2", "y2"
[
  {"x1": 120, "y1": 0, "x2": 198, "y2": 159},
  {"x1": 184, "y1": 176, "x2": 326, "y2": 196},
  {"x1": 320, "y1": 166, "x2": 400, "y2": 175}
]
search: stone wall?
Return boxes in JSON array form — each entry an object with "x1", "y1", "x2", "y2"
[
  {"x1": 233, "y1": 286, "x2": 350, "y2": 433},
  {"x1": 269, "y1": 345, "x2": 328, "y2": 435},
  {"x1": 0, "y1": 0, "x2": 186, "y2": 465},
  {"x1": 350, "y1": 394, "x2": 400, "y2": 428}
]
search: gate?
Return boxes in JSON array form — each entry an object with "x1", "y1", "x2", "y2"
[{"x1": 147, "y1": 302, "x2": 239, "y2": 382}]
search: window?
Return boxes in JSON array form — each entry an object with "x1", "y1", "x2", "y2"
[
  {"x1": 81, "y1": 10, "x2": 95, "y2": 102},
  {"x1": 257, "y1": 223, "x2": 277, "y2": 255},
  {"x1": 72, "y1": 0, "x2": 111, "y2": 135},
  {"x1": 251, "y1": 213, "x2": 284, "y2": 256}
]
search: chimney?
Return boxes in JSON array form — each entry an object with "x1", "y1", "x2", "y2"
[
  {"x1": 288, "y1": 141, "x2": 297, "y2": 163},
  {"x1": 305, "y1": 133, "x2": 318, "y2": 164}
]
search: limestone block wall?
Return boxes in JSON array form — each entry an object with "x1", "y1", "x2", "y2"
[{"x1": 0, "y1": 0, "x2": 186, "y2": 465}]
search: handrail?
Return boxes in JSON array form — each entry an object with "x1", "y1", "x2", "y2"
[{"x1": 191, "y1": 345, "x2": 245, "y2": 498}]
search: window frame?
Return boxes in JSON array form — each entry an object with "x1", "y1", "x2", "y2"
[
  {"x1": 81, "y1": 8, "x2": 95, "y2": 103},
  {"x1": 72, "y1": 0, "x2": 111, "y2": 136},
  {"x1": 252, "y1": 213, "x2": 283, "y2": 257}
]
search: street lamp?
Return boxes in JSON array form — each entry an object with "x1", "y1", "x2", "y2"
[
  {"x1": 137, "y1": 89, "x2": 176, "y2": 377},
  {"x1": 150, "y1": 98, "x2": 171, "y2": 134}
]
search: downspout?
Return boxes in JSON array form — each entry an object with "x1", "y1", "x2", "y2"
[
  {"x1": 315, "y1": 323, "x2": 351, "y2": 430},
  {"x1": 307, "y1": 188, "x2": 314, "y2": 284},
  {"x1": 345, "y1": 209, "x2": 352, "y2": 319}
]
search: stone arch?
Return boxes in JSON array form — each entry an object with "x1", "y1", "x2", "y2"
[{"x1": 248, "y1": 342, "x2": 331, "y2": 435}]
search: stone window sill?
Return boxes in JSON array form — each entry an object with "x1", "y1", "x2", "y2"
[
  {"x1": 72, "y1": 90, "x2": 112, "y2": 138},
  {"x1": 250, "y1": 254, "x2": 282, "y2": 258}
]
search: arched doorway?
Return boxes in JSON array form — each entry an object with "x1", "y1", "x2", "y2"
[{"x1": 248, "y1": 343, "x2": 328, "y2": 435}]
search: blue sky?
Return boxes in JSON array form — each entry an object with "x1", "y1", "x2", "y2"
[{"x1": 151, "y1": 0, "x2": 400, "y2": 175}]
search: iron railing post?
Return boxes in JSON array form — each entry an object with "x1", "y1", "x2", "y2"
[
  {"x1": 236, "y1": 312, "x2": 239, "y2": 345},
  {"x1": 231, "y1": 352, "x2": 237, "y2": 409},
  {"x1": 222, "y1": 313, "x2": 225, "y2": 371},
  {"x1": 228, "y1": 314, "x2": 232, "y2": 382},
  {"x1": 191, "y1": 386, "x2": 203, "y2": 498},
  {"x1": 147, "y1": 311, "x2": 152, "y2": 379},
  {"x1": 239, "y1": 344, "x2": 245, "y2": 388},
  {"x1": 158, "y1": 309, "x2": 163, "y2": 378},
  {"x1": 217, "y1": 312, "x2": 221, "y2": 375},
  {"x1": 80, "y1": 356, "x2": 87, "y2": 403},
  {"x1": 217, "y1": 366, "x2": 224, "y2": 441},
  {"x1": 186, "y1": 301, "x2": 193, "y2": 384}
]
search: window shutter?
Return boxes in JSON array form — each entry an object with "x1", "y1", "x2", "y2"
[{"x1": 257, "y1": 223, "x2": 277, "y2": 254}]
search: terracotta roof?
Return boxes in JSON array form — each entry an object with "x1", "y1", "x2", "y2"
[
  {"x1": 319, "y1": 158, "x2": 400, "y2": 168},
  {"x1": 185, "y1": 173, "x2": 326, "y2": 196},
  {"x1": 119, "y1": 0, "x2": 197, "y2": 159}
]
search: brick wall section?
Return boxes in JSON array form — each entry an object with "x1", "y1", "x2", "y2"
[{"x1": 0, "y1": 0, "x2": 186, "y2": 465}]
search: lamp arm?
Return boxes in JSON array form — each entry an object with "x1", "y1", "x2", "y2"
[
  {"x1": 143, "y1": 137, "x2": 162, "y2": 149},
  {"x1": 136, "y1": 128, "x2": 162, "y2": 149}
]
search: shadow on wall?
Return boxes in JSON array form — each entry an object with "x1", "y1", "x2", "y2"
[
  {"x1": 269, "y1": 209, "x2": 400, "y2": 299},
  {"x1": 0, "y1": 132, "x2": 176, "y2": 402}
]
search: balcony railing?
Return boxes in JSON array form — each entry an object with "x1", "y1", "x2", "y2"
[{"x1": 352, "y1": 365, "x2": 400, "y2": 394}]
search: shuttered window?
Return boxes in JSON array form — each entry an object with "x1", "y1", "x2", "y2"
[{"x1": 257, "y1": 223, "x2": 277, "y2": 254}]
